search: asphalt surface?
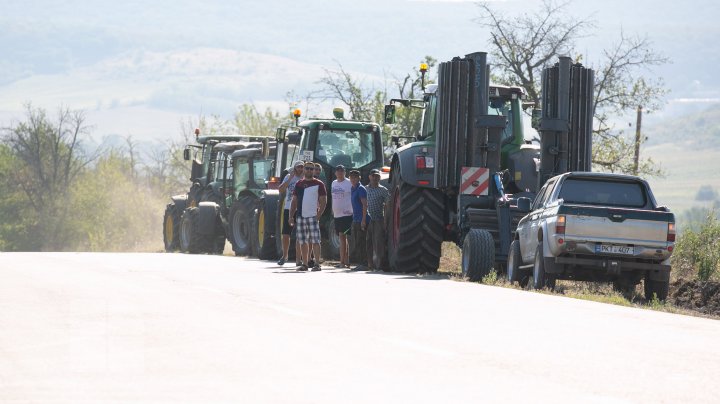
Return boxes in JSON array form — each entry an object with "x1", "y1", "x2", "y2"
[{"x1": 1, "y1": 252, "x2": 719, "y2": 403}]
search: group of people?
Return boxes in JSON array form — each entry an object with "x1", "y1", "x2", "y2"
[{"x1": 277, "y1": 160, "x2": 389, "y2": 272}]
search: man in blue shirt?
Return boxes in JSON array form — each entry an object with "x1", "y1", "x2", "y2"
[{"x1": 348, "y1": 170, "x2": 367, "y2": 269}]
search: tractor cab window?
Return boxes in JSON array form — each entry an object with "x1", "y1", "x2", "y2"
[
  {"x1": 253, "y1": 159, "x2": 273, "y2": 185},
  {"x1": 215, "y1": 152, "x2": 230, "y2": 182},
  {"x1": 316, "y1": 129, "x2": 375, "y2": 169},
  {"x1": 420, "y1": 94, "x2": 437, "y2": 140},
  {"x1": 233, "y1": 159, "x2": 250, "y2": 194},
  {"x1": 489, "y1": 98, "x2": 514, "y2": 144}
]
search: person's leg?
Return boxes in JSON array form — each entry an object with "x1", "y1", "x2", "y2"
[
  {"x1": 365, "y1": 222, "x2": 374, "y2": 268},
  {"x1": 311, "y1": 217, "x2": 322, "y2": 270},
  {"x1": 295, "y1": 240, "x2": 301, "y2": 265},
  {"x1": 339, "y1": 233, "x2": 347, "y2": 266},
  {"x1": 375, "y1": 224, "x2": 386, "y2": 271}
]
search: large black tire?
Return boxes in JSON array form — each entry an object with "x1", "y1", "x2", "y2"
[
  {"x1": 532, "y1": 245, "x2": 556, "y2": 290},
  {"x1": 387, "y1": 164, "x2": 444, "y2": 273},
  {"x1": 254, "y1": 196, "x2": 278, "y2": 260},
  {"x1": 644, "y1": 276, "x2": 669, "y2": 301},
  {"x1": 228, "y1": 196, "x2": 257, "y2": 256},
  {"x1": 163, "y1": 203, "x2": 182, "y2": 252},
  {"x1": 321, "y1": 217, "x2": 341, "y2": 261},
  {"x1": 462, "y1": 229, "x2": 495, "y2": 282},
  {"x1": 180, "y1": 208, "x2": 210, "y2": 254}
]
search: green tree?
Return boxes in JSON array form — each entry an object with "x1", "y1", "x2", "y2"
[
  {"x1": 477, "y1": 0, "x2": 668, "y2": 176},
  {"x1": 1, "y1": 104, "x2": 96, "y2": 250}
]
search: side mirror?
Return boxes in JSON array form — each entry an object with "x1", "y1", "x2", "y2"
[
  {"x1": 275, "y1": 127, "x2": 287, "y2": 142},
  {"x1": 183, "y1": 148, "x2": 191, "y2": 161},
  {"x1": 517, "y1": 197, "x2": 532, "y2": 213},
  {"x1": 391, "y1": 135, "x2": 400, "y2": 148},
  {"x1": 384, "y1": 104, "x2": 396, "y2": 125},
  {"x1": 531, "y1": 108, "x2": 542, "y2": 130}
]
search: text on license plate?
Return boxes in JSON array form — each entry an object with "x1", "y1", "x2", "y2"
[{"x1": 595, "y1": 244, "x2": 634, "y2": 255}]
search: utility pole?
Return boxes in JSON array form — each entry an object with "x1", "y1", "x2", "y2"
[{"x1": 633, "y1": 106, "x2": 642, "y2": 176}]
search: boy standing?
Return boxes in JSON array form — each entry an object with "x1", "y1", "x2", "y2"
[
  {"x1": 277, "y1": 160, "x2": 304, "y2": 266},
  {"x1": 331, "y1": 165, "x2": 353, "y2": 268},
  {"x1": 348, "y1": 170, "x2": 368, "y2": 269}
]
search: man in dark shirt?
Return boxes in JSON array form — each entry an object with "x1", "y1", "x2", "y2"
[
  {"x1": 289, "y1": 163, "x2": 327, "y2": 271},
  {"x1": 365, "y1": 169, "x2": 389, "y2": 271}
]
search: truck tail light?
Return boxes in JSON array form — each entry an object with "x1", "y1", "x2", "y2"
[
  {"x1": 415, "y1": 155, "x2": 434, "y2": 170},
  {"x1": 667, "y1": 222, "x2": 675, "y2": 242},
  {"x1": 556, "y1": 215, "x2": 566, "y2": 235}
]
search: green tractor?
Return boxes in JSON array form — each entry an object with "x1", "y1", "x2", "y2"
[
  {"x1": 258, "y1": 108, "x2": 387, "y2": 260},
  {"x1": 383, "y1": 52, "x2": 593, "y2": 277},
  {"x1": 163, "y1": 129, "x2": 243, "y2": 252},
  {"x1": 177, "y1": 138, "x2": 277, "y2": 255}
]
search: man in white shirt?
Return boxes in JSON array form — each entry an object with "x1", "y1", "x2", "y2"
[
  {"x1": 277, "y1": 160, "x2": 304, "y2": 266},
  {"x1": 331, "y1": 165, "x2": 353, "y2": 268}
]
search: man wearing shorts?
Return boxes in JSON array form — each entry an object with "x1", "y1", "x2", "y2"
[
  {"x1": 289, "y1": 163, "x2": 327, "y2": 271},
  {"x1": 277, "y1": 160, "x2": 304, "y2": 266},
  {"x1": 331, "y1": 165, "x2": 353, "y2": 268},
  {"x1": 348, "y1": 169, "x2": 368, "y2": 269}
]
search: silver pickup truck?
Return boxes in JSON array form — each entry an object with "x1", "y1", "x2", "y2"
[{"x1": 508, "y1": 172, "x2": 675, "y2": 300}]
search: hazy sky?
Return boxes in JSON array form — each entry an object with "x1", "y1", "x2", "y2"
[{"x1": 1, "y1": 0, "x2": 718, "y2": 141}]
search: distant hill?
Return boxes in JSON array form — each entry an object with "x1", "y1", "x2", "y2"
[{"x1": 645, "y1": 104, "x2": 720, "y2": 148}]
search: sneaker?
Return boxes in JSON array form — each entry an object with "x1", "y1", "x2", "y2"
[
  {"x1": 277, "y1": 258, "x2": 286, "y2": 266},
  {"x1": 334, "y1": 263, "x2": 347, "y2": 269},
  {"x1": 311, "y1": 265, "x2": 322, "y2": 272},
  {"x1": 296, "y1": 265, "x2": 308, "y2": 272}
]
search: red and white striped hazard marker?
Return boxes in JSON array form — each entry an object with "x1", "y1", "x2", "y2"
[{"x1": 460, "y1": 167, "x2": 490, "y2": 196}]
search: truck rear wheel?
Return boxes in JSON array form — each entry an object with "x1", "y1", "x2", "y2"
[
  {"x1": 644, "y1": 277, "x2": 669, "y2": 302},
  {"x1": 532, "y1": 245, "x2": 556, "y2": 290},
  {"x1": 163, "y1": 203, "x2": 181, "y2": 252},
  {"x1": 388, "y1": 174, "x2": 444, "y2": 274},
  {"x1": 228, "y1": 196, "x2": 256, "y2": 256},
  {"x1": 462, "y1": 229, "x2": 495, "y2": 281}
]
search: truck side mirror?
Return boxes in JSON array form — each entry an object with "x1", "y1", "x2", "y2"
[
  {"x1": 531, "y1": 108, "x2": 542, "y2": 130},
  {"x1": 183, "y1": 148, "x2": 191, "y2": 161},
  {"x1": 517, "y1": 197, "x2": 532, "y2": 213},
  {"x1": 384, "y1": 104, "x2": 396, "y2": 125}
]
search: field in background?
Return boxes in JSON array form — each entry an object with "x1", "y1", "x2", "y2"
[{"x1": 644, "y1": 143, "x2": 720, "y2": 215}]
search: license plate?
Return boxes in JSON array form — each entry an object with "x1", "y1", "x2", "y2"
[{"x1": 595, "y1": 244, "x2": 634, "y2": 255}]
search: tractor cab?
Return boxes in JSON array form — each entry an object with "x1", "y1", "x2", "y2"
[{"x1": 296, "y1": 108, "x2": 384, "y2": 185}]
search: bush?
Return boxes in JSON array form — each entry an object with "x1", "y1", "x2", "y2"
[{"x1": 674, "y1": 211, "x2": 720, "y2": 281}]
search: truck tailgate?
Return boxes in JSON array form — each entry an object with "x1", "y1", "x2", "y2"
[{"x1": 560, "y1": 205, "x2": 672, "y2": 245}]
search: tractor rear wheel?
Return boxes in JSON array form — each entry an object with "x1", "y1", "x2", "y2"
[
  {"x1": 228, "y1": 196, "x2": 256, "y2": 256},
  {"x1": 163, "y1": 203, "x2": 181, "y2": 252},
  {"x1": 252, "y1": 193, "x2": 279, "y2": 260},
  {"x1": 462, "y1": 229, "x2": 495, "y2": 282},
  {"x1": 387, "y1": 168, "x2": 444, "y2": 274}
]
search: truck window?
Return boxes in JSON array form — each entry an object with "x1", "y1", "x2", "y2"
[
  {"x1": 316, "y1": 129, "x2": 375, "y2": 168},
  {"x1": 559, "y1": 178, "x2": 647, "y2": 208},
  {"x1": 532, "y1": 184, "x2": 549, "y2": 211}
]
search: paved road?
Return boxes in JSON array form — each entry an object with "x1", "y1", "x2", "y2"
[{"x1": 1, "y1": 252, "x2": 719, "y2": 403}]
